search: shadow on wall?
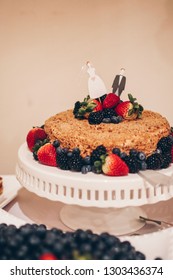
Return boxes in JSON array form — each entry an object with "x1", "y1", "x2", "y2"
[{"x1": 156, "y1": 0, "x2": 173, "y2": 65}]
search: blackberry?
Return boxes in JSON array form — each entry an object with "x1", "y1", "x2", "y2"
[
  {"x1": 73, "y1": 101, "x2": 82, "y2": 117},
  {"x1": 161, "y1": 152, "x2": 172, "y2": 169},
  {"x1": 146, "y1": 153, "x2": 162, "y2": 170},
  {"x1": 68, "y1": 153, "x2": 83, "y2": 171},
  {"x1": 90, "y1": 145, "x2": 107, "y2": 164},
  {"x1": 168, "y1": 134, "x2": 173, "y2": 144},
  {"x1": 157, "y1": 136, "x2": 172, "y2": 153},
  {"x1": 103, "y1": 108, "x2": 116, "y2": 119},
  {"x1": 88, "y1": 111, "x2": 104, "y2": 125},
  {"x1": 56, "y1": 149, "x2": 69, "y2": 170},
  {"x1": 155, "y1": 148, "x2": 162, "y2": 155},
  {"x1": 123, "y1": 156, "x2": 140, "y2": 173}
]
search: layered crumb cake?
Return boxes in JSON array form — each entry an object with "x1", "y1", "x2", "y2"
[
  {"x1": 26, "y1": 93, "x2": 173, "y2": 176},
  {"x1": 44, "y1": 109, "x2": 170, "y2": 157}
]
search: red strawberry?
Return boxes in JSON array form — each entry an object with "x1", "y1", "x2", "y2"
[
  {"x1": 39, "y1": 253, "x2": 57, "y2": 260},
  {"x1": 102, "y1": 154, "x2": 129, "y2": 176},
  {"x1": 115, "y1": 94, "x2": 143, "y2": 120},
  {"x1": 37, "y1": 143, "x2": 57, "y2": 167},
  {"x1": 92, "y1": 99, "x2": 103, "y2": 112},
  {"x1": 103, "y1": 93, "x2": 120, "y2": 109},
  {"x1": 26, "y1": 127, "x2": 47, "y2": 152},
  {"x1": 115, "y1": 101, "x2": 135, "y2": 120}
]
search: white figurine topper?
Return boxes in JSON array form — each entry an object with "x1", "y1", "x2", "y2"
[{"x1": 86, "y1": 61, "x2": 107, "y2": 99}]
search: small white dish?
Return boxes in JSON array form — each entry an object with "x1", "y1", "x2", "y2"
[{"x1": 0, "y1": 175, "x2": 22, "y2": 208}]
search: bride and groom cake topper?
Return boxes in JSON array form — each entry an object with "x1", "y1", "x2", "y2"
[{"x1": 85, "y1": 61, "x2": 126, "y2": 99}]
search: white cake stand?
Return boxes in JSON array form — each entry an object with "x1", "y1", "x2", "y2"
[{"x1": 16, "y1": 143, "x2": 173, "y2": 235}]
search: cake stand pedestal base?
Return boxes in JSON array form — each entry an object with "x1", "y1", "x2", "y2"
[{"x1": 60, "y1": 205, "x2": 147, "y2": 236}]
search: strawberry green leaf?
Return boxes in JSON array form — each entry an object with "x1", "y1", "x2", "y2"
[{"x1": 128, "y1": 109, "x2": 134, "y2": 116}]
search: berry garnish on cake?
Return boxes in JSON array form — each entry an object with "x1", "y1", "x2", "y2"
[
  {"x1": 88, "y1": 110, "x2": 104, "y2": 125},
  {"x1": 37, "y1": 143, "x2": 57, "y2": 167},
  {"x1": 102, "y1": 154, "x2": 129, "y2": 176},
  {"x1": 73, "y1": 95, "x2": 102, "y2": 119},
  {"x1": 26, "y1": 123, "x2": 173, "y2": 176},
  {"x1": 25, "y1": 69, "x2": 173, "y2": 177},
  {"x1": 26, "y1": 96, "x2": 173, "y2": 176},
  {"x1": 73, "y1": 93, "x2": 143, "y2": 124},
  {"x1": 115, "y1": 94, "x2": 143, "y2": 120},
  {"x1": 102, "y1": 92, "x2": 120, "y2": 109},
  {"x1": 26, "y1": 127, "x2": 47, "y2": 152}
]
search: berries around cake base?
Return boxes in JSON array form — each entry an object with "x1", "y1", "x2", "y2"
[
  {"x1": 0, "y1": 223, "x2": 149, "y2": 260},
  {"x1": 26, "y1": 127, "x2": 47, "y2": 152},
  {"x1": 26, "y1": 124, "x2": 173, "y2": 176}
]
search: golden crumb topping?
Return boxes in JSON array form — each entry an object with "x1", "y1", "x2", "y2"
[{"x1": 44, "y1": 110, "x2": 170, "y2": 156}]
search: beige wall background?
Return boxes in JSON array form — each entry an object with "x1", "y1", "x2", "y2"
[{"x1": 0, "y1": 0, "x2": 173, "y2": 174}]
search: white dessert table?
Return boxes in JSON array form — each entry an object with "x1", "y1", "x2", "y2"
[{"x1": 1, "y1": 174, "x2": 173, "y2": 260}]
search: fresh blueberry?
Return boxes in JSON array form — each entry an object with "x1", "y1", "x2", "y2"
[
  {"x1": 117, "y1": 115, "x2": 123, "y2": 122},
  {"x1": 72, "y1": 147, "x2": 80, "y2": 155},
  {"x1": 120, "y1": 152, "x2": 128, "y2": 159},
  {"x1": 56, "y1": 146, "x2": 63, "y2": 154},
  {"x1": 53, "y1": 140, "x2": 60, "y2": 148},
  {"x1": 28, "y1": 234, "x2": 41, "y2": 247},
  {"x1": 81, "y1": 166, "x2": 88, "y2": 174},
  {"x1": 62, "y1": 147, "x2": 69, "y2": 154},
  {"x1": 111, "y1": 116, "x2": 119, "y2": 124},
  {"x1": 83, "y1": 156, "x2": 91, "y2": 165},
  {"x1": 135, "y1": 251, "x2": 146, "y2": 260},
  {"x1": 102, "y1": 118, "x2": 111, "y2": 123},
  {"x1": 129, "y1": 149, "x2": 138, "y2": 157},
  {"x1": 112, "y1": 148, "x2": 121, "y2": 156},
  {"x1": 35, "y1": 224, "x2": 47, "y2": 238},
  {"x1": 91, "y1": 165, "x2": 102, "y2": 174},
  {"x1": 85, "y1": 164, "x2": 92, "y2": 172},
  {"x1": 137, "y1": 152, "x2": 146, "y2": 161},
  {"x1": 15, "y1": 245, "x2": 29, "y2": 259},
  {"x1": 140, "y1": 161, "x2": 147, "y2": 170}
]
